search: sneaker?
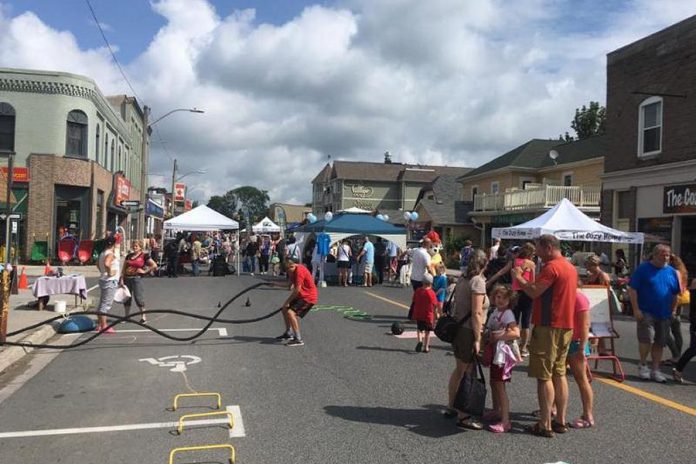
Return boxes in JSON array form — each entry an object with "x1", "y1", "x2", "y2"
[
  {"x1": 275, "y1": 333, "x2": 293, "y2": 341},
  {"x1": 638, "y1": 364, "x2": 651, "y2": 380},
  {"x1": 651, "y1": 370, "x2": 667, "y2": 383},
  {"x1": 415, "y1": 342, "x2": 423, "y2": 352},
  {"x1": 672, "y1": 368, "x2": 684, "y2": 384},
  {"x1": 287, "y1": 338, "x2": 305, "y2": 347}
]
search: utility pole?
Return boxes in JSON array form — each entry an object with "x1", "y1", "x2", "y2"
[
  {"x1": 138, "y1": 105, "x2": 150, "y2": 239},
  {"x1": 170, "y1": 158, "x2": 178, "y2": 217}
]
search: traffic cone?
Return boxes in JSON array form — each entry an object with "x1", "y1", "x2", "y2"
[
  {"x1": 44, "y1": 259, "x2": 53, "y2": 276},
  {"x1": 18, "y1": 267, "x2": 28, "y2": 289}
]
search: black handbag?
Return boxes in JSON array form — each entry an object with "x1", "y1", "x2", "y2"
[
  {"x1": 453, "y1": 357, "x2": 487, "y2": 417},
  {"x1": 434, "y1": 284, "x2": 471, "y2": 343}
]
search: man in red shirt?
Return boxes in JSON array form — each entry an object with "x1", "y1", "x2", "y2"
[
  {"x1": 275, "y1": 259, "x2": 318, "y2": 347},
  {"x1": 512, "y1": 234, "x2": 577, "y2": 438}
]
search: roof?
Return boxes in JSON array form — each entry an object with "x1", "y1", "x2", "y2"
[
  {"x1": 311, "y1": 163, "x2": 332, "y2": 184},
  {"x1": 321, "y1": 160, "x2": 471, "y2": 184},
  {"x1": 458, "y1": 136, "x2": 606, "y2": 180},
  {"x1": 415, "y1": 175, "x2": 474, "y2": 224}
]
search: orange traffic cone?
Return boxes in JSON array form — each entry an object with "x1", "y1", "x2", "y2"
[
  {"x1": 18, "y1": 267, "x2": 28, "y2": 289},
  {"x1": 44, "y1": 259, "x2": 53, "y2": 276}
]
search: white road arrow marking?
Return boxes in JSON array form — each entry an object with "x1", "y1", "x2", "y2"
[{"x1": 138, "y1": 355, "x2": 201, "y2": 372}]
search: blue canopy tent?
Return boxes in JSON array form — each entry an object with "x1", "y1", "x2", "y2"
[{"x1": 293, "y1": 212, "x2": 407, "y2": 250}]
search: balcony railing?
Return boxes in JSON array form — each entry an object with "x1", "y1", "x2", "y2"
[{"x1": 473, "y1": 185, "x2": 601, "y2": 212}]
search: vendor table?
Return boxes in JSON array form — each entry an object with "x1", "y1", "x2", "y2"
[{"x1": 32, "y1": 275, "x2": 88, "y2": 311}]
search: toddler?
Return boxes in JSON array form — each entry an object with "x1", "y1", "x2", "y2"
[
  {"x1": 432, "y1": 263, "x2": 448, "y2": 319},
  {"x1": 412, "y1": 273, "x2": 437, "y2": 353}
]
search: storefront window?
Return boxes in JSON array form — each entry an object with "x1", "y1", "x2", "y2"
[
  {"x1": 637, "y1": 217, "x2": 672, "y2": 258},
  {"x1": 681, "y1": 217, "x2": 696, "y2": 278},
  {"x1": 0, "y1": 102, "x2": 16, "y2": 151},
  {"x1": 66, "y1": 110, "x2": 88, "y2": 158}
]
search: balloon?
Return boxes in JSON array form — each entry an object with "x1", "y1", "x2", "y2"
[
  {"x1": 410, "y1": 211, "x2": 419, "y2": 221},
  {"x1": 403, "y1": 211, "x2": 411, "y2": 221},
  {"x1": 307, "y1": 213, "x2": 317, "y2": 223},
  {"x1": 376, "y1": 214, "x2": 384, "y2": 221},
  {"x1": 324, "y1": 212, "x2": 333, "y2": 222},
  {"x1": 383, "y1": 215, "x2": 389, "y2": 222}
]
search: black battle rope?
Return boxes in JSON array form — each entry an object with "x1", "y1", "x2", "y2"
[{"x1": 2, "y1": 282, "x2": 282, "y2": 349}]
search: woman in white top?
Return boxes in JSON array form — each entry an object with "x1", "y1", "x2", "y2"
[
  {"x1": 96, "y1": 235, "x2": 120, "y2": 333},
  {"x1": 336, "y1": 239, "x2": 352, "y2": 287}
]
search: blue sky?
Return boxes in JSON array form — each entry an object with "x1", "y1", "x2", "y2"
[{"x1": 1, "y1": 0, "x2": 695, "y2": 203}]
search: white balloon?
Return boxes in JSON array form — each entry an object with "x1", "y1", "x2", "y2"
[
  {"x1": 383, "y1": 215, "x2": 389, "y2": 222},
  {"x1": 403, "y1": 211, "x2": 411, "y2": 221},
  {"x1": 324, "y1": 212, "x2": 333, "y2": 221}
]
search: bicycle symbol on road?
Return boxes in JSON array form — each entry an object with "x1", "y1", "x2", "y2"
[{"x1": 138, "y1": 355, "x2": 202, "y2": 372}]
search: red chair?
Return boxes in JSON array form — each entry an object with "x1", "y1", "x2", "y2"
[
  {"x1": 57, "y1": 237, "x2": 78, "y2": 265},
  {"x1": 77, "y1": 240, "x2": 94, "y2": 265}
]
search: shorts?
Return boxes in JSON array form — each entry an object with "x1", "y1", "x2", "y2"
[
  {"x1": 337, "y1": 261, "x2": 350, "y2": 269},
  {"x1": 97, "y1": 279, "x2": 118, "y2": 314},
  {"x1": 637, "y1": 313, "x2": 669, "y2": 347},
  {"x1": 514, "y1": 291, "x2": 533, "y2": 329},
  {"x1": 568, "y1": 340, "x2": 591, "y2": 357},
  {"x1": 363, "y1": 263, "x2": 374, "y2": 273},
  {"x1": 123, "y1": 276, "x2": 145, "y2": 307},
  {"x1": 288, "y1": 298, "x2": 314, "y2": 318},
  {"x1": 416, "y1": 320, "x2": 433, "y2": 332},
  {"x1": 528, "y1": 326, "x2": 573, "y2": 380},
  {"x1": 452, "y1": 326, "x2": 476, "y2": 364},
  {"x1": 490, "y1": 364, "x2": 510, "y2": 383}
]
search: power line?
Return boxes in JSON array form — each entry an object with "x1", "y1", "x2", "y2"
[{"x1": 84, "y1": 0, "x2": 141, "y2": 101}]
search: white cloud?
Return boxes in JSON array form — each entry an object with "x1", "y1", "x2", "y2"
[{"x1": 2, "y1": 0, "x2": 696, "y2": 205}]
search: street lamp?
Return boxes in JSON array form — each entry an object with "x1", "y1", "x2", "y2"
[{"x1": 140, "y1": 107, "x2": 204, "y2": 237}]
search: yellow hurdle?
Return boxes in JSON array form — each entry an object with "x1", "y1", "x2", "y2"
[
  {"x1": 172, "y1": 392, "x2": 222, "y2": 411},
  {"x1": 177, "y1": 410, "x2": 234, "y2": 435},
  {"x1": 169, "y1": 444, "x2": 235, "y2": 464}
]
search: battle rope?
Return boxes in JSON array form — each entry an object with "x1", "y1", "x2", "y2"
[{"x1": 2, "y1": 282, "x2": 282, "y2": 350}]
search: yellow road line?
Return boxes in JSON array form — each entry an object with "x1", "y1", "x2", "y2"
[
  {"x1": 364, "y1": 291, "x2": 409, "y2": 310},
  {"x1": 596, "y1": 376, "x2": 696, "y2": 417}
]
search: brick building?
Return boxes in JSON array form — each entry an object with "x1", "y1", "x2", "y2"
[
  {"x1": 0, "y1": 68, "x2": 145, "y2": 261},
  {"x1": 602, "y1": 16, "x2": 696, "y2": 273}
]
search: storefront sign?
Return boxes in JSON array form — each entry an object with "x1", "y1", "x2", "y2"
[
  {"x1": 664, "y1": 184, "x2": 696, "y2": 214},
  {"x1": 0, "y1": 167, "x2": 29, "y2": 183},
  {"x1": 113, "y1": 174, "x2": 131, "y2": 207},
  {"x1": 184, "y1": 199, "x2": 192, "y2": 211},
  {"x1": 174, "y1": 183, "x2": 186, "y2": 202},
  {"x1": 146, "y1": 200, "x2": 164, "y2": 219}
]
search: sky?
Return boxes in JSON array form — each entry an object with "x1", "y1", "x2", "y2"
[{"x1": 1, "y1": 0, "x2": 695, "y2": 205}]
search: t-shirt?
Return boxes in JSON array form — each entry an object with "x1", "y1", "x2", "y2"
[
  {"x1": 317, "y1": 233, "x2": 331, "y2": 256},
  {"x1": 362, "y1": 241, "x2": 375, "y2": 264},
  {"x1": 511, "y1": 258, "x2": 534, "y2": 291},
  {"x1": 245, "y1": 241, "x2": 259, "y2": 257},
  {"x1": 433, "y1": 274, "x2": 448, "y2": 303},
  {"x1": 629, "y1": 262, "x2": 681, "y2": 319},
  {"x1": 291, "y1": 264, "x2": 318, "y2": 304},
  {"x1": 337, "y1": 244, "x2": 351, "y2": 262},
  {"x1": 125, "y1": 251, "x2": 150, "y2": 276},
  {"x1": 486, "y1": 308, "x2": 516, "y2": 332},
  {"x1": 573, "y1": 290, "x2": 590, "y2": 340},
  {"x1": 286, "y1": 243, "x2": 301, "y2": 261},
  {"x1": 531, "y1": 256, "x2": 578, "y2": 329},
  {"x1": 454, "y1": 274, "x2": 489, "y2": 330},
  {"x1": 387, "y1": 241, "x2": 398, "y2": 258},
  {"x1": 412, "y1": 287, "x2": 437, "y2": 324},
  {"x1": 409, "y1": 247, "x2": 432, "y2": 282}
]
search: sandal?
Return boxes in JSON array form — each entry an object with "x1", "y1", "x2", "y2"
[
  {"x1": 570, "y1": 417, "x2": 595, "y2": 429},
  {"x1": 552, "y1": 421, "x2": 570, "y2": 434},
  {"x1": 456, "y1": 417, "x2": 483, "y2": 430},
  {"x1": 487, "y1": 421, "x2": 512, "y2": 433},
  {"x1": 672, "y1": 368, "x2": 684, "y2": 384},
  {"x1": 527, "y1": 422, "x2": 554, "y2": 438}
]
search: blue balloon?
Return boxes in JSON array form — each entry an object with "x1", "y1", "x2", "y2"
[
  {"x1": 376, "y1": 214, "x2": 384, "y2": 221},
  {"x1": 410, "y1": 211, "x2": 419, "y2": 221},
  {"x1": 307, "y1": 213, "x2": 317, "y2": 223}
]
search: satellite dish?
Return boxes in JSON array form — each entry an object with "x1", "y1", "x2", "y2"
[{"x1": 549, "y1": 150, "x2": 559, "y2": 161}]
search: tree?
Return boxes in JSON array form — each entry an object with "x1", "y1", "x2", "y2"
[
  {"x1": 207, "y1": 186, "x2": 270, "y2": 222},
  {"x1": 569, "y1": 101, "x2": 606, "y2": 140}
]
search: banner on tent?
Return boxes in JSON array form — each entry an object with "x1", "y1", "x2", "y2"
[{"x1": 492, "y1": 227, "x2": 643, "y2": 244}]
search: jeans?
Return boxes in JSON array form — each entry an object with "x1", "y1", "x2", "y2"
[
  {"x1": 167, "y1": 257, "x2": 178, "y2": 277},
  {"x1": 191, "y1": 259, "x2": 200, "y2": 276},
  {"x1": 245, "y1": 255, "x2": 257, "y2": 273}
]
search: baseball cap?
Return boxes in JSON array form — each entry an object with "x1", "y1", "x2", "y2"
[
  {"x1": 422, "y1": 273, "x2": 434, "y2": 284},
  {"x1": 511, "y1": 246, "x2": 521, "y2": 253}
]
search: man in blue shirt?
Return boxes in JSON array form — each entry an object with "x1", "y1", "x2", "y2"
[
  {"x1": 357, "y1": 236, "x2": 375, "y2": 287},
  {"x1": 628, "y1": 244, "x2": 681, "y2": 383}
]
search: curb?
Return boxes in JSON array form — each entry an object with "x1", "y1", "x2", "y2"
[{"x1": 0, "y1": 322, "x2": 59, "y2": 375}]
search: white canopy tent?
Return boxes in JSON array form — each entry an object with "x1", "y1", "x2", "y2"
[
  {"x1": 252, "y1": 216, "x2": 281, "y2": 234},
  {"x1": 164, "y1": 205, "x2": 239, "y2": 231},
  {"x1": 491, "y1": 198, "x2": 644, "y2": 244}
]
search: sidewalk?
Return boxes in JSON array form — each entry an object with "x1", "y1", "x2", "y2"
[{"x1": 0, "y1": 285, "x2": 95, "y2": 374}]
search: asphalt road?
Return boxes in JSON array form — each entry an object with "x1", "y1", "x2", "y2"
[{"x1": 0, "y1": 275, "x2": 694, "y2": 464}]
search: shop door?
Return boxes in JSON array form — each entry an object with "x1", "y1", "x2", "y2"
[
  {"x1": 681, "y1": 217, "x2": 696, "y2": 277},
  {"x1": 54, "y1": 186, "x2": 89, "y2": 241}
]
